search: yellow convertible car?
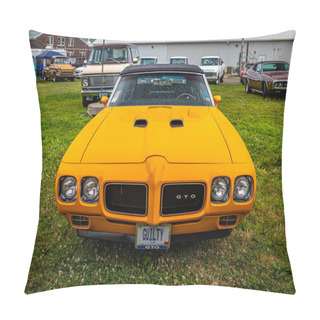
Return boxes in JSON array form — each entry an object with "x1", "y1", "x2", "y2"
[{"x1": 55, "y1": 64, "x2": 256, "y2": 249}]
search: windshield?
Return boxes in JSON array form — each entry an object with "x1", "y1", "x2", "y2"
[
  {"x1": 55, "y1": 57, "x2": 69, "y2": 64},
  {"x1": 141, "y1": 58, "x2": 156, "y2": 65},
  {"x1": 170, "y1": 58, "x2": 186, "y2": 64},
  {"x1": 244, "y1": 63, "x2": 254, "y2": 69},
  {"x1": 109, "y1": 73, "x2": 213, "y2": 107},
  {"x1": 201, "y1": 58, "x2": 218, "y2": 66},
  {"x1": 262, "y1": 63, "x2": 289, "y2": 72},
  {"x1": 88, "y1": 47, "x2": 128, "y2": 64}
]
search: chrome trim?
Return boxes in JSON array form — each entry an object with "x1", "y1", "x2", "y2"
[
  {"x1": 160, "y1": 182, "x2": 206, "y2": 216},
  {"x1": 104, "y1": 182, "x2": 148, "y2": 216}
]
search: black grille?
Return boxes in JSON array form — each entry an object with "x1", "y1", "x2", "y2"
[
  {"x1": 105, "y1": 183, "x2": 147, "y2": 215},
  {"x1": 161, "y1": 183, "x2": 205, "y2": 215},
  {"x1": 71, "y1": 216, "x2": 89, "y2": 227},
  {"x1": 219, "y1": 215, "x2": 237, "y2": 227}
]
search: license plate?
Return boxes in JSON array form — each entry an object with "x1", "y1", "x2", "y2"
[
  {"x1": 135, "y1": 224, "x2": 171, "y2": 250},
  {"x1": 99, "y1": 92, "x2": 108, "y2": 98}
]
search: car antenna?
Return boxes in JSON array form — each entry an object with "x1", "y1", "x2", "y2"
[{"x1": 100, "y1": 39, "x2": 105, "y2": 104}]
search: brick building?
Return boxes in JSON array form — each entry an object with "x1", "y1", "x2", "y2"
[{"x1": 29, "y1": 30, "x2": 94, "y2": 66}]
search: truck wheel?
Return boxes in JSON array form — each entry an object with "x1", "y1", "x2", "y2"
[
  {"x1": 82, "y1": 97, "x2": 90, "y2": 108},
  {"x1": 70, "y1": 78, "x2": 74, "y2": 82},
  {"x1": 245, "y1": 79, "x2": 252, "y2": 93},
  {"x1": 220, "y1": 73, "x2": 224, "y2": 83},
  {"x1": 53, "y1": 72, "x2": 57, "y2": 82}
]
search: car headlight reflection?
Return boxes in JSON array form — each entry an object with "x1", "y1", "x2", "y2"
[
  {"x1": 59, "y1": 176, "x2": 77, "y2": 202},
  {"x1": 81, "y1": 177, "x2": 99, "y2": 203},
  {"x1": 211, "y1": 177, "x2": 230, "y2": 203},
  {"x1": 233, "y1": 176, "x2": 253, "y2": 202}
]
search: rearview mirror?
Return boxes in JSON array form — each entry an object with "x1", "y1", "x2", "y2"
[
  {"x1": 133, "y1": 58, "x2": 139, "y2": 64},
  {"x1": 101, "y1": 95, "x2": 109, "y2": 108},
  {"x1": 214, "y1": 95, "x2": 221, "y2": 106}
]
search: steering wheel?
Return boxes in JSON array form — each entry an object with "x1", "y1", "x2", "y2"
[{"x1": 177, "y1": 93, "x2": 196, "y2": 100}]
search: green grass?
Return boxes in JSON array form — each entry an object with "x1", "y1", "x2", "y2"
[{"x1": 25, "y1": 79, "x2": 295, "y2": 294}]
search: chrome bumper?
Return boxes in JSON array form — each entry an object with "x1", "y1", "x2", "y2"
[{"x1": 77, "y1": 228, "x2": 232, "y2": 243}]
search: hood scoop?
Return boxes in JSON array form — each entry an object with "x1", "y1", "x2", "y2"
[
  {"x1": 134, "y1": 119, "x2": 148, "y2": 128},
  {"x1": 170, "y1": 119, "x2": 184, "y2": 128}
]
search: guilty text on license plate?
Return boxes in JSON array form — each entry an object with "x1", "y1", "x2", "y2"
[{"x1": 135, "y1": 224, "x2": 171, "y2": 250}]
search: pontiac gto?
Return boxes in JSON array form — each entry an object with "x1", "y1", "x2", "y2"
[{"x1": 56, "y1": 64, "x2": 256, "y2": 249}]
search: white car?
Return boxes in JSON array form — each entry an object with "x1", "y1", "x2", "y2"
[
  {"x1": 141, "y1": 57, "x2": 158, "y2": 64},
  {"x1": 169, "y1": 56, "x2": 188, "y2": 64},
  {"x1": 200, "y1": 56, "x2": 225, "y2": 84},
  {"x1": 75, "y1": 65, "x2": 86, "y2": 78}
]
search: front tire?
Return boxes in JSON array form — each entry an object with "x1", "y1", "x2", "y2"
[
  {"x1": 245, "y1": 79, "x2": 252, "y2": 93},
  {"x1": 53, "y1": 72, "x2": 58, "y2": 82},
  {"x1": 262, "y1": 82, "x2": 268, "y2": 99},
  {"x1": 82, "y1": 96, "x2": 90, "y2": 108}
]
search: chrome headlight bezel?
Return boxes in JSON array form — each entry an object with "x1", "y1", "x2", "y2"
[
  {"x1": 59, "y1": 176, "x2": 77, "y2": 202},
  {"x1": 211, "y1": 176, "x2": 231, "y2": 203},
  {"x1": 233, "y1": 175, "x2": 253, "y2": 202},
  {"x1": 81, "y1": 177, "x2": 99, "y2": 203}
]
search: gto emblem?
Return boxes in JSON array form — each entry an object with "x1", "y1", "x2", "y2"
[{"x1": 176, "y1": 194, "x2": 196, "y2": 200}]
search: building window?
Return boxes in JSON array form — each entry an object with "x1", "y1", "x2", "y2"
[
  {"x1": 57, "y1": 37, "x2": 65, "y2": 46},
  {"x1": 68, "y1": 38, "x2": 74, "y2": 47},
  {"x1": 67, "y1": 51, "x2": 74, "y2": 57},
  {"x1": 80, "y1": 51, "x2": 85, "y2": 57},
  {"x1": 47, "y1": 36, "x2": 53, "y2": 45}
]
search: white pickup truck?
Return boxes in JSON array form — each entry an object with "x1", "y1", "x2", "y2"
[{"x1": 200, "y1": 56, "x2": 225, "y2": 84}]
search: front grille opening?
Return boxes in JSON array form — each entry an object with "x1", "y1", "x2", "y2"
[
  {"x1": 71, "y1": 216, "x2": 89, "y2": 227},
  {"x1": 170, "y1": 119, "x2": 184, "y2": 127},
  {"x1": 105, "y1": 183, "x2": 148, "y2": 215},
  {"x1": 161, "y1": 183, "x2": 205, "y2": 215},
  {"x1": 134, "y1": 119, "x2": 148, "y2": 127},
  {"x1": 219, "y1": 215, "x2": 237, "y2": 227}
]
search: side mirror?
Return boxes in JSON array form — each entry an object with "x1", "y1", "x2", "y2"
[
  {"x1": 213, "y1": 95, "x2": 221, "y2": 106},
  {"x1": 101, "y1": 95, "x2": 109, "y2": 108},
  {"x1": 133, "y1": 58, "x2": 139, "y2": 64}
]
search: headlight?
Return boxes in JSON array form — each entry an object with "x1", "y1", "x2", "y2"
[
  {"x1": 211, "y1": 177, "x2": 230, "y2": 203},
  {"x1": 59, "y1": 176, "x2": 77, "y2": 202},
  {"x1": 82, "y1": 78, "x2": 89, "y2": 87},
  {"x1": 81, "y1": 177, "x2": 99, "y2": 203},
  {"x1": 233, "y1": 176, "x2": 253, "y2": 202},
  {"x1": 57, "y1": 68, "x2": 61, "y2": 72}
]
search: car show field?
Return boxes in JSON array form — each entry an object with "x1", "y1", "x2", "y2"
[{"x1": 25, "y1": 78, "x2": 294, "y2": 294}]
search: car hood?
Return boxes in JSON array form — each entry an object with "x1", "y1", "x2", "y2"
[
  {"x1": 71, "y1": 106, "x2": 232, "y2": 164},
  {"x1": 200, "y1": 65, "x2": 220, "y2": 72},
  {"x1": 82, "y1": 63, "x2": 131, "y2": 75},
  {"x1": 55, "y1": 64, "x2": 74, "y2": 70},
  {"x1": 263, "y1": 71, "x2": 288, "y2": 80}
]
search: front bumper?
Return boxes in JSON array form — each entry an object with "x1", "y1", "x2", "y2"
[
  {"x1": 77, "y1": 228, "x2": 232, "y2": 243},
  {"x1": 57, "y1": 74, "x2": 75, "y2": 79},
  {"x1": 82, "y1": 88, "x2": 114, "y2": 97},
  {"x1": 56, "y1": 157, "x2": 256, "y2": 237}
]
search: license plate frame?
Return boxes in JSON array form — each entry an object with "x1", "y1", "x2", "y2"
[{"x1": 135, "y1": 224, "x2": 171, "y2": 250}]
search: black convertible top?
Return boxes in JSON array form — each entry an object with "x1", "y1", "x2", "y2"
[{"x1": 121, "y1": 64, "x2": 204, "y2": 75}]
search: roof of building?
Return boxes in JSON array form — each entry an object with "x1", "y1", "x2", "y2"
[{"x1": 121, "y1": 64, "x2": 204, "y2": 75}]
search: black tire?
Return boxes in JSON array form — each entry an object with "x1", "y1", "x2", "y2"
[
  {"x1": 245, "y1": 79, "x2": 252, "y2": 93},
  {"x1": 70, "y1": 77, "x2": 74, "y2": 82},
  {"x1": 82, "y1": 96, "x2": 90, "y2": 108},
  {"x1": 53, "y1": 72, "x2": 57, "y2": 82},
  {"x1": 262, "y1": 82, "x2": 268, "y2": 99}
]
